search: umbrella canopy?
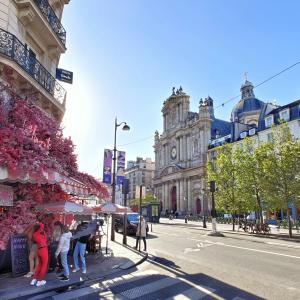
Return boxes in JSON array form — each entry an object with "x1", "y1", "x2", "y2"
[
  {"x1": 36, "y1": 201, "x2": 93, "y2": 215},
  {"x1": 93, "y1": 202, "x2": 131, "y2": 214}
]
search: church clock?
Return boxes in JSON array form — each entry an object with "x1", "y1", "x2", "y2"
[{"x1": 171, "y1": 146, "x2": 177, "y2": 159}]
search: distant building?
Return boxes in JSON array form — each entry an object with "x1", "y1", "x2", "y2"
[
  {"x1": 154, "y1": 81, "x2": 300, "y2": 219},
  {"x1": 125, "y1": 157, "x2": 155, "y2": 200},
  {"x1": 153, "y1": 87, "x2": 230, "y2": 215}
]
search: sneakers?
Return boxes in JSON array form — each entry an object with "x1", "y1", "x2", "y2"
[
  {"x1": 57, "y1": 274, "x2": 65, "y2": 279},
  {"x1": 24, "y1": 272, "x2": 33, "y2": 278},
  {"x1": 60, "y1": 275, "x2": 69, "y2": 282},
  {"x1": 72, "y1": 268, "x2": 80, "y2": 273},
  {"x1": 36, "y1": 280, "x2": 46, "y2": 287},
  {"x1": 30, "y1": 279, "x2": 37, "y2": 286},
  {"x1": 82, "y1": 269, "x2": 86, "y2": 274}
]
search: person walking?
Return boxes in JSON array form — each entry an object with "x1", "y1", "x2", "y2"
[
  {"x1": 23, "y1": 222, "x2": 39, "y2": 278},
  {"x1": 72, "y1": 222, "x2": 91, "y2": 274},
  {"x1": 55, "y1": 225, "x2": 72, "y2": 281},
  {"x1": 30, "y1": 223, "x2": 48, "y2": 287},
  {"x1": 135, "y1": 216, "x2": 147, "y2": 251}
]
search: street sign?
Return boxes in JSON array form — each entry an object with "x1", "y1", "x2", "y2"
[{"x1": 56, "y1": 68, "x2": 73, "y2": 84}]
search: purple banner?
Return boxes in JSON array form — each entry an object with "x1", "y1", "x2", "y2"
[
  {"x1": 116, "y1": 151, "x2": 125, "y2": 185},
  {"x1": 103, "y1": 149, "x2": 113, "y2": 184}
]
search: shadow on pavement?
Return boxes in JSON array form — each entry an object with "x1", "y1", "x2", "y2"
[{"x1": 145, "y1": 255, "x2": 263, "y2": 299}]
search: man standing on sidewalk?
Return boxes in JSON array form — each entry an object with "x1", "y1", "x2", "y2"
[{"x1": 72, "y1": 222, "x2": 91, "y2": 274}]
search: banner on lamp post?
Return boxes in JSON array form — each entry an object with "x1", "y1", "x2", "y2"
[
  {"x1": 116, "y1": 151, "x2": 125, "y2": 185},
  {"x1": 103, "y1": 149, "x2": 113, "y2": 184}
]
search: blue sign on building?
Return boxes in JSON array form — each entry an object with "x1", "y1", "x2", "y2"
[{"x1": 56, "y1": 68, "x2": 73, "y2": 84}]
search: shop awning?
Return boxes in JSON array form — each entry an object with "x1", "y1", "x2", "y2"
[{"x1": 0, "y1": 166, "x2": 90, "y2": 197}]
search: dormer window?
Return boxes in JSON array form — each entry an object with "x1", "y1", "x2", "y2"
[
  {"x1": 265, "y1": 115, "x2": 274, "y2": 128},
  {"x1": 279, "y1": 109, "x2": 290, "y2": 122}
]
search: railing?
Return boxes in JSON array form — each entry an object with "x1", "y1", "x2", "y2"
[
  {"x1": 0, "y1": 29, "x2": 66, "y2": 105},
  {"x1": 34, "y1": 0, "x2": 66, "y2": 47}
]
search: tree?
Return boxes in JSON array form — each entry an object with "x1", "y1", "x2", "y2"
[
  {"x1": 235, "y1": 138, "x2": 269, "y2": 224},
  {"x1": 207, "y1": 143, "x2": 244, "y2": 231},
  {"x1": 260, "y1": 124, "x2": 300, "y2": 237}
]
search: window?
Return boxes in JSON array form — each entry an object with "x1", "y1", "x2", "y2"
[
  {"x1": 265, "y1": 115, "x2": 274, "y2": 127},
  {"x1": 267, "y1": 132, "x2": 273, "y2": 142},
  {"x1": 249, "y1": 128, "x2": 256, "y2": 136},
  {"x1": 279, "y1": 109, "x2": 290, "y2": 122},
  {"x1": 240, "y1": 131, "x2": 247, "y2": 139}
]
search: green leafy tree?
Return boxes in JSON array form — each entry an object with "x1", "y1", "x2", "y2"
[
  {"x1": 207, "y1": 143, "x2": 245, "y2": 230},
  {"x1": 261, "y1": 124, "x2": 300, "y2": 237},
  {"x1": 235, "y1": 138, "x2": 270, "y2": 224}
]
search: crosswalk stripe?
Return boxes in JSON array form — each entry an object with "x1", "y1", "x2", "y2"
[
  {"x1": 119, "y1": 276, "x2": 181, "y2": 299},
  {"x1": 165, "y1": 287, "x2": 209, "y2": 300}
]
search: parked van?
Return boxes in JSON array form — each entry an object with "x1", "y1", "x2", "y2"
[{"x1": 114, "y1": 213, "x2": 149, "y2": 235}]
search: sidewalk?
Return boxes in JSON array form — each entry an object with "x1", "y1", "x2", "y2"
[
  {"x1": 160, "y1": 217, "x2": 300, "y2": 241},
  {"x1": 0, "y1": 240, "x2": 147, "y2": 300}
]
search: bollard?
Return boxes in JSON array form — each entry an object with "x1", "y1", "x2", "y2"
[{"x1": 151, "y1": 223, "x2": 153, "y2": 232}]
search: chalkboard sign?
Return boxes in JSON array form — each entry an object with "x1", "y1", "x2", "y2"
[{"x1": 11, "y1": 234, "x2": 29, "y2": 277}]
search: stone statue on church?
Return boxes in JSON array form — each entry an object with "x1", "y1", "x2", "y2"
[{"x1": 172, "y1": 87, "x2": 175, "y2": 95}]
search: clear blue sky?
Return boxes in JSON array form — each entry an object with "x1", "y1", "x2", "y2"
[{"x1": 60, "y1": 0, "x2": 300, "y2": 178}]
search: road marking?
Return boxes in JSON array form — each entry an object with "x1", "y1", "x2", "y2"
[
  {"x1": 184, "y1": 247, "x2": 201, "y2": 253},
  {"x1": 189, "y1": 238, "x2": 300, "y2": 259},
  {"x1": 266, "y1": 241, "x2": 300, "y2": 249},
  {"x1": 120, "y1": 277, "x2": 180, "y2": 298}
]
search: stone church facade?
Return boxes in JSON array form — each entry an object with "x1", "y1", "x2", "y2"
[{"x1": 153, "y1": 87, "x2": 230, "y2": 215}]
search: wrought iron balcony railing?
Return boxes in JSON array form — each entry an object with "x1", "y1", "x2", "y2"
[
  {"x1": 34, "y1": 0, "x2": 66, "y2": 47},
  {"x1": 0, "y1": 29, "x2": 66, "y2": 105}
]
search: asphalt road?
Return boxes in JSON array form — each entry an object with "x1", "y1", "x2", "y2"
[{"x1": 105, "y1": 219, "x2": 300, "y2": 300}]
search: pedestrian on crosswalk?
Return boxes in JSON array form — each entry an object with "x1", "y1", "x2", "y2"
[{"x1": 135, "y1": 215, "x2": 147, "y2": 251}]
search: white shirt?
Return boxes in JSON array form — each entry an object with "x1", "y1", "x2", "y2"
[{"x1": 55, "y1": 231, "x2": 72, "y2": 255}]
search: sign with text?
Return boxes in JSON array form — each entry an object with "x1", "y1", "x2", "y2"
[
  {"x1": 103, "y1": 149, "x2": 113, "y2": 184},
  {"x1": 0, "y1": 184, "x2": 13, "y2": 206},
  {"x1": 56, "y1": 68, "x2": 73, "y2": 84},
  {"x1": 11, "y1": 235, "x2": 29, "y2": 277}
]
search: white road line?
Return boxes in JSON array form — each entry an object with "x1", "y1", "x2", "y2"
[
  {"x1": 120, "y1": 277, "x2": 180, "y2": 299},
  {"x1": 165, "y1": 287, "x2": 210, "y2": 300},
  {"x1": 177, "y1": 277, "x2": 224, "y2": 300},
  {"x1": 189, "y1": 238, "x2": 300, "y2": 259},
  {"x1": 266, "y1": 241, "x2": 300, "y2": 249}
]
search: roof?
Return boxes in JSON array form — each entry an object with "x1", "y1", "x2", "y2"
[{"x1": 211, "y1": 118, "x2": 231, "y2": 138}]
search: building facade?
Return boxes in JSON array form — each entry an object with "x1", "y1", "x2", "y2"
[
  {"x1": 125, "y1": 157, "x2": 155, "y2": 200},
  {"x1": 207, "y1": 80, "x2": 300, "y2": 221},
  {"x1": 153, "y1": 87, "x2": 230, "y2": 215},
  {"x1": 0, "y1": 0, "x2": 69, "y2": 122}
]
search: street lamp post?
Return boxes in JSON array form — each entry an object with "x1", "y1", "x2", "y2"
[
  {"x1": 201, "y1": 189, "x2": 207, "y2": 228},
  {"x1": 111, "y1": 117, "x2": 130, "y2": 242},
  {"x1": 207, "y1": 180, "x2": 224, "y2": 237}
]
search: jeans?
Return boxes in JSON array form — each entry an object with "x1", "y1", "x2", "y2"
[
  {"x1": 135, "y1": 236, "x2": 146, "y2": 250},
  {"x1": 73, "y1": 241, "x2": 87, "y2": 271},
  {"x1": 60, "y1": 251, "x2": 69, "y2": 277}
]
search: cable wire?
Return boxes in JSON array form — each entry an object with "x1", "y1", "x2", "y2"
[
  {"x1": 117, "y1": 61, "x2": 300, "y2": 147},
  {"x1": 215, "y1": 61, "x2": 300, "y2": 109}
]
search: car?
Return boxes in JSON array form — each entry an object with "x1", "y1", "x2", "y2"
[{"x1": 114, "y1": 213, "x2": 149, "y2": 235}]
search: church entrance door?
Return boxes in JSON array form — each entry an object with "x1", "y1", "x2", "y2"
[
  {"x1": 171, "y1": 186, "x2": 177, "y2": 212},
  {"x1": 196, "y1": 198, "x2": 201, "y2": 214}
]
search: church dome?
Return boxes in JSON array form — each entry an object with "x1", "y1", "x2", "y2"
[{"x1": 231, "y1": 79, "x2": 265, "y2": 122}]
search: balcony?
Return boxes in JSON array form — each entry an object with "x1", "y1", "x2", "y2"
[
  {"x1": 0, "y1": 28, "x2": 66, "y2": 105},
  {"x1": 34, "y1": 0, "x2": 66, "y2": 47}
]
